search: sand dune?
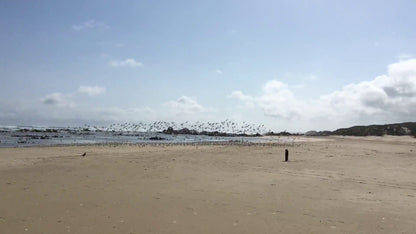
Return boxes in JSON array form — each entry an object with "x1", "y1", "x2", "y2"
[{"x1": 1, "y1": 136, "x2": 415, "y2": 233}]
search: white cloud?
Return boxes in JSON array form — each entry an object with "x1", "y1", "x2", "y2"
[
  {"x1": 4, "y1": 86, "x2": 155, "y2": 124},
  {"x1": 229, "y1": 59, "x2": 416, "y2": 129},
  {"x1": 215, "y1": 69, "x2": 223, "y2": 75},
  {"x1": 72, "y1": 20, "x2": 109, "y2": 31},
  {"x1": 228, "y1": 91, "x2": 253, "y2": 102},
  {"x1": 41, "y1": 93, "x2": 75, "y2": 108},
  {"x1": 110, "y1": 58, "x2": 143, "y2": 68},
  {"x1": 41, "y1": 86, "x2": 105, "y2": 108},
  {"x1": 165, "y1": 96, "x2": 206, "y2": 114},
  {"x1": 78, "y1": 86, "x2": 106, "y2": 96},
  {"x1": 253, "y1": 80, "x2": 305, "y2": 119}
]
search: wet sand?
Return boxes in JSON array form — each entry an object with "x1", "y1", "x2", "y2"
[{"x1": 1, "y1": 136, "x2": 416, "y2": 233}]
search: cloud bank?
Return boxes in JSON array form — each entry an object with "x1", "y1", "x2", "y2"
[
  {"x1": 41, "y1": 93, "x2": 75, "y2": 108},
  {"x1": 230, "y1": 59, "x2": 416, "y2": 129},
  {"x1": 1, "y1": 60, "x2": 415, "y2": 131},
  {"x1": 0, "y1": 88, "x2": 212, "y2": 126}
]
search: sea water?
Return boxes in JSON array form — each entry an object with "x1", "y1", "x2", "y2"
[{"x1": 0, "y1": 126, "x2": 293, "y2": 147}]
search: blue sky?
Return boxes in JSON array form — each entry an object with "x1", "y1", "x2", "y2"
[{"x1": 1, "y1": 0, "x2": 416, "y2": 131}]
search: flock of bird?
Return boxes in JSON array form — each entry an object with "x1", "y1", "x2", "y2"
[{"x1": 82, "y1": 120, "x2": 270, "y2": 135}]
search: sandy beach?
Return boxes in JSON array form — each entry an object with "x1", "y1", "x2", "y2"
[{"x1": 1, "y1": 136, "x2": 416, "y2": 233}]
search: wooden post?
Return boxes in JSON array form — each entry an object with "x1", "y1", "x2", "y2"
[{"x1": 285, "y1": 149, "x2": 289, "y2": 162}]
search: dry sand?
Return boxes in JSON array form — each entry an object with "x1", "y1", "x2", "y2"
[{"x1": 1, "y1": 136, "x2": 416, "y2": 233}]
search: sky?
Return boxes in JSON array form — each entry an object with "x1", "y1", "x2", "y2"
[{"x1": 1, "y1": 0, "x2": 416, "y2": 132}]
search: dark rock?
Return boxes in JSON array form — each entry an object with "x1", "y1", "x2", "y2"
[
  {"x1": 149, "y1": 136, "x2": 167, "y2": 140},
  {"x1": 163, "y1": 127, "x2": 175, "y2": 134}
]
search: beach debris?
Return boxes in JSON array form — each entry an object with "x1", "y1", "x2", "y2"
[
  {"x1": 285, "y1": 149, "x2": 289, "y2": 162},
  {"x1": 81, "y1": 152, "x2": 86, "y2": 157}
]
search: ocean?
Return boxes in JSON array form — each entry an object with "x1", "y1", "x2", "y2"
[{"x1": 0, "y1": 126, "x2": 294, "y2": 147}]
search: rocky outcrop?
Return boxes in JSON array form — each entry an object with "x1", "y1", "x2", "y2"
[
  {"x1": 162, "y1": 127, "x2": 262, "y2": 137},
  {"x1": 163, "y1": 127, "x2": 199, "y2": 135}
]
